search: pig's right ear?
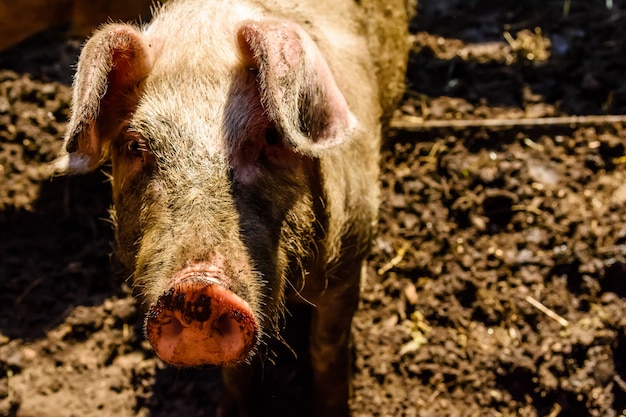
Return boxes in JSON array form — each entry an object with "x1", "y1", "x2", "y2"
[
  {"x1": 238, "y1": 20, "x2": 358, "y2": 158},
  {"x1": 59, "y1": 24, "x2": 151, "y2": 174}
]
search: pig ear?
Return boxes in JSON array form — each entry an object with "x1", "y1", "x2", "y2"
[
  {"x1": 61, "y1": 23, "x2": 151, "y2": 173},
  {"x1": 238, "y1": 20, "x2": 358, "y2": 157}
]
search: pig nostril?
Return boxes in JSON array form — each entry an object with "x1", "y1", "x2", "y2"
[
  {"x1": 161, "y1": 316, "x2": 184, "y2": 339},
  {"x1": 215, "y1": 313, "x2": 234, "y2": 336}
]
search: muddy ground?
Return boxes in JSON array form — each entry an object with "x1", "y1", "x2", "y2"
[{"x1": 2, "y1": 1, "x2": 626, "y2": 416}]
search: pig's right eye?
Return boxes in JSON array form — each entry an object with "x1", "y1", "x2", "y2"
[{"x1": 126, "y1": 138, "x2": 146, "y2": 158}]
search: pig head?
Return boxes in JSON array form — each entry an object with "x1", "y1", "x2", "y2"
[{"x1": 57, "y1": 0, "x2": 408, "y2": 415}]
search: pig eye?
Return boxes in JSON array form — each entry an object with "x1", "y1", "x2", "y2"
[
  {"x1": 265, "y1": 127, "x2": 281, "y2": 145},
  {"x1": 127, "y1": 138, "x2": 146, "y2": 158}
]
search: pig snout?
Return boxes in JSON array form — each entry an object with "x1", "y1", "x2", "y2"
[{"x1": 145, "y1": 263, "x2": 258, "y2": 367}]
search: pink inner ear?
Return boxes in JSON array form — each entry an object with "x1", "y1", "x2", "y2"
[
  {"x1": 237, "y1": 20, "x2": 357, "y2": 157},
  {"x1": 238, "y1": 22, "x2": 303, "y2": 77},
  {"x1": 64, "y1": 24, "x2": 151, "y2": 173},
  {"x1": 109, "y1": 45, "x2": 144, "y2": 92}
]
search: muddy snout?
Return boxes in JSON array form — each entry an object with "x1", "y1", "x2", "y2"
[{"x1": 145, "y1": 268, "x2": 258, "y2": 367}]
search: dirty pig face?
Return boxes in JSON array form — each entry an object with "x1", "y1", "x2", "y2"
[
  {"x1": 106, "y1": 66, "x2": 315, "y2": 365},
  {"x1": 59, "y1": 0, "x2": 360, "y2": 370}
]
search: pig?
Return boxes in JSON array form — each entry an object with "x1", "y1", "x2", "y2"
[{"x1": 56, "y1": 0, "x2": 411, "y2": 415}]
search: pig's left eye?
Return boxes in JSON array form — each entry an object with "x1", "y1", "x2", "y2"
[{"x1": 265, "y1": 127, "x2": 281, "y2": 145}]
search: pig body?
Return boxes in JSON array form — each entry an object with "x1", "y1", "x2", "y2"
[{"x1": 59, "y1": 0, "x2": 410, "y2": 415}]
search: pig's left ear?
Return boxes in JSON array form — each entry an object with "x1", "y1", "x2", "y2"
[{"x1": 238, "y1": 20, "x2": 357, "y2": 157}]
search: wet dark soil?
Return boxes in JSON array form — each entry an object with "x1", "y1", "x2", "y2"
[{"x1": 2, "y1": 1, "x2": 626, "y2": 416}]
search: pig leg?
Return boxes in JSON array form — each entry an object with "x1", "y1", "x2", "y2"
[{"x1": 309, "y1": 260, "x2": 363, "y2": 416}]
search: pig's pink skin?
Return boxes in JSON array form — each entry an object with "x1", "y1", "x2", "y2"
[{"x1": 145, "y1": 262, "x2": 258, "y2": 366}]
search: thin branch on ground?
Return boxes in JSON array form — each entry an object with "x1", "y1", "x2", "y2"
[
  {"x1": 525, "y1": 295, "x2": 570, "y2": 328},
  {"x1": 378, "y1": 241, "x2": 412, "y2": 275},
  {"x1": 547, "y1": 403, "x2": 563, "y2": 417},
  {"x1": 390, "y1": 114, "x2": 626, "y2": 131}
]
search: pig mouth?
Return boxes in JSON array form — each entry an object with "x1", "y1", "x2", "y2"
[{"x1": 144, "y1": 268, "x2": 258, "y2": 367}]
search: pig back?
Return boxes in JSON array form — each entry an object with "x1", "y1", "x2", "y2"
[{"x1": 358, "y1": 0, "x2": 414, "y2": 125}]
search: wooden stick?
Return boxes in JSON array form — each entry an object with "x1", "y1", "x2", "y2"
[
  {"x1": 525, "y1": 295, "x2": 570, "y2": 327},
  {"x1": 378, "y1": 241, "x2": 412, "y2": 275},
  {"x1": 390, "y1": 114, "x2": 626, "y2": 131},
  {"x1": 547, "y1": 403, "x2": 562, "y2": 417}
]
